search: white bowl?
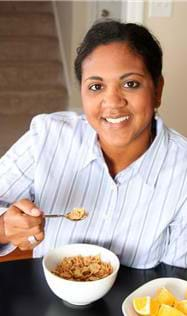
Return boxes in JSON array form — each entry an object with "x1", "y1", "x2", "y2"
[
  {"x1": 42, "y1": 243, "x2": 120, "y2": 306},
  {"x1": 122, "y1": 277, "x2": 187, "y2": 316}
]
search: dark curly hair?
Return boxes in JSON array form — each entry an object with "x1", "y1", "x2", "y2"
[{"x1": 74, "y1": 20, "x2": 162, "y2": 86}]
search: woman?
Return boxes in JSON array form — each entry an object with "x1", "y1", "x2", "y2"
[{"x1": 0, "y1": 20, "x2": 187, "y2": 268}]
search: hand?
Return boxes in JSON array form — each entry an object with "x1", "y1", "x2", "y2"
[{"x1": 3, "y1": 199, "x2": 44, "y2": 250}]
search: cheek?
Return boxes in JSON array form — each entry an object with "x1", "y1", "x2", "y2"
[
  {"x1": 82, "y1": 96, "x2": 92, "y2": 113},
  {"x1": 81, "y1": 92, "x2": 100, "y2": 115},
  {"x1": 82, "y1": 98, "x2": 97, "y2": 123},
  {"x1": 131, "y1": 91, "x2": 155, "y2": 114}
]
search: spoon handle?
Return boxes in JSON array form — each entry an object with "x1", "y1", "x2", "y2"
[
  {"x1": 44, "y1": 214, "x2": 66, "y2": 218},
  {"x1": 44, "y1": 208, "x2": 88, "y2": 221}
]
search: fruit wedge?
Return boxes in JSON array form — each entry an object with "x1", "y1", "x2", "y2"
[
  {"x1": 150, "y1": 298, "x2": 160, "y2": 316},
  {"x1": 155, "y1": 287, "x2": 176, "y2": 306},
  {"x1": 133, "y1": 296, "x2": 151, "y2": 315},
  {"x1": 157, "y1": 304, "x2": 185, "y2": 316},
  {"x1": 175, "y1": 300, "x2": 187, "y2": 315}
]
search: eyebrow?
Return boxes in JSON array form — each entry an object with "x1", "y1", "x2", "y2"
[
  {"x1": 120, "y1": 72, "x2": 144, "y2": 79},
  {"x1": 84, "y1": 72, "x2": 144, "y2": 82},
  {"x1": 85, "y1": 76, "x2": 103, "y2": 82}
]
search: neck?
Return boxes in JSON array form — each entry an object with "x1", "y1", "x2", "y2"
[{"x1": 101, "y1": 128, "x2": 155, "y2": 178}]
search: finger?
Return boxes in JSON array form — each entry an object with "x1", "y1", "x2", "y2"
[
  {"x1": 34, "y1": 230, "x2": 45, "y2": 242},
  {"x1": 19, "y1": 243, "x2": 33, "y2": 251},
  {"x1": 4, "y1": 206, "x2": 43, "y2": 229},
  {"x1": 24, "y1": 223, "x2": 44, "y2": 241},
  {"x1": 18, "y1": 238, "x2": 40, "y2": 251},
  {"x1": 13, "y1": 199, "x2": 43, "y2": 217},
  {"x1": 7, "y1": 219, "x2": 44, "y2": 235},
  {"x1": 24, "y1": 230, "x2": 44, "y2": 249},
  {"x1": 12, "y1": 228, "x2": 44, "y2": 249}
]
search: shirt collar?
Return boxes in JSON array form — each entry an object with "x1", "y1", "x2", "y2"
[
  {"x1": 79, "y1": 115, "x2": 169, "y2": 188},
  {"x1": 78, "y1": 120, "x2": 100, "y2": 170},
  {"x1": 135, "y1": 115, "x2": 169, "y2": 188}
]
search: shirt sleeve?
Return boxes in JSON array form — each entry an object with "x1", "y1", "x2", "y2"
[
  {"x1": 0, "y1": 124, "x2": 36, "y2": 207},
  {"x1": 0, "y1": 121, "x2": 37, "y2": 257},
  {"x1": 0, "y1": 243, "x2": 16, "y2": 256},
  {"x1": 161, "y1": 198, "x2": 187, "y2": 268}
]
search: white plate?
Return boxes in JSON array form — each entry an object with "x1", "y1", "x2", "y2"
[{"x1": 122, "y1": 277, "x2": 187, "y2": 316}]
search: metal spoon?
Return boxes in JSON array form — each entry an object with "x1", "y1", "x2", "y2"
[{"x1": 44, "y1": 208, "x2": 88, "y2": 221}]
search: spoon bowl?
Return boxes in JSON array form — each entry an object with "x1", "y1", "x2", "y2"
[{"x1": 44, "y1": 208, "x2": 88, "y2": 221}]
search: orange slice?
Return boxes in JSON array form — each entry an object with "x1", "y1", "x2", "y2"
[
  {"x1": 150, "y1": 298, "x2": 160, "y2": 316},
  {"x1": 155, "y1": 287, "x2": 176, "y2": 306},
  {"x1": 157, "y1": 304, "x2": 185, "y2": 316},
  {"x1": 175, "y1": 300, "x2": 187, "y2": 315},
  {"x1": 133, "y1": 296, "x2": 151, "y2": 315}
]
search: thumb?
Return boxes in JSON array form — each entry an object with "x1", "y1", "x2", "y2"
[
  {"x1": 27, "y1": 207, "x2": 42, "y2": 216},
  {"x1": 13, "y1": 199, "x2": 43, "y2": 217}
]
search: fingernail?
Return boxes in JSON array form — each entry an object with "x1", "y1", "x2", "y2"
[{"x1": 30, "y1": 207, "x2": 42, "y2": 216}]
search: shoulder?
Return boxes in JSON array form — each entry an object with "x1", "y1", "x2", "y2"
[
  {"x1": 167, "y1": 127, "x2": 187, "y2": 157},
  {"x1": 30, "y1": 111, "x2": 85, "y2": 127},
  {"x1": 156, "y1": 116, "x2": 187, "y2": 155},
  {"x1": 166, "y1": 129, "x2": 187, "y2": 210},
  {"x1": 28, "y1": 112, "x2": 94, "y2": 149},
  {"x1": 30, "y1": 111, "x2": 89, "y2": 135},
  {"x1": 162, "y1": 124, "x2": 187, "y2": 187},
  {"x1": 155, "y1": 117, "x2": 187, "y2": 180}
]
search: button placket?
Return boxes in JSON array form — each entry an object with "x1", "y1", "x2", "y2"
[{"x1": 103, "y1": 183, "x2": 118, "y2": 221}]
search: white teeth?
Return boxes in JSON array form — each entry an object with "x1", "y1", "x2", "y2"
[{"x1": 105, "y1": 116, "x2": 129, "y2": 124}]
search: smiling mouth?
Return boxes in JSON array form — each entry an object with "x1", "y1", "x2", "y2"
[{"x1": 105, "y1": 115, "x2": 130, "y2": 124}]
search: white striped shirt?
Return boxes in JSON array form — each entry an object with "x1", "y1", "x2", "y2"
[{"x1": 1, "y1": 111, "x2": 187, "y2": 268}]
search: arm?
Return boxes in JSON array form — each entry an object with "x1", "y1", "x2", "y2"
[
  {"x1": 0, "y1": 116, "x2": 46, "y2": 253},
  {"x1": 161, "y1": 198, "x2": 187, "y2": 268}
]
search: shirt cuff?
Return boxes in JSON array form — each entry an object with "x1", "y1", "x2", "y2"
[
  {"x1": 0, "y1": 207, "x2": 7, "y2": 216},
  {"x1": 0, "y1": 243, "x2": 16, "y2": 256}
]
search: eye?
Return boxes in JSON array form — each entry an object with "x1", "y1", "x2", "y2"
[
  {"x1": 89, "y1": 83, "x2": 103, "y2": 91},
  {"x1": 123, "y1": 81, "x2": 140, "y2": 89}
]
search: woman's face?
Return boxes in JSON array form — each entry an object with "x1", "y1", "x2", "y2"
[{"x1": 81, "y1": 42, "x2": 163, "y2": 152}]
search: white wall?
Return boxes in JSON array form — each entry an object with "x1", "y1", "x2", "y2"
[{"x1": 144, "y1": 1, "x2": 187, "y2": 136}]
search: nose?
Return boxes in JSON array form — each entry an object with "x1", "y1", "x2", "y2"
[{"x1": 102, "y1": 88, "x2": 127, "y2": 108}]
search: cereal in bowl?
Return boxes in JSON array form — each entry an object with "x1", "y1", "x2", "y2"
[{"x1": 52, "y1": 255, "x2": 113, "y2": 281}]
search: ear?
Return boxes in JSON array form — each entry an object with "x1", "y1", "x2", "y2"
[{"x1": 155, "y1": 75, "x2": 164, "y2": 109}]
